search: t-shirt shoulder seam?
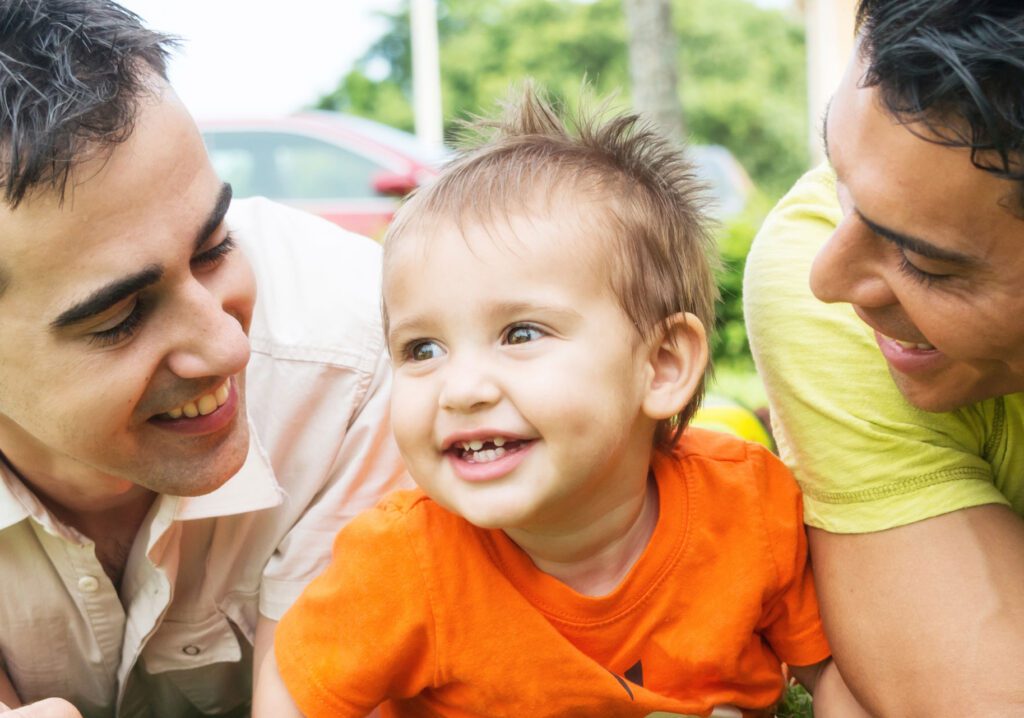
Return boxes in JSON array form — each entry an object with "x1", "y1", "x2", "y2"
[{"x1": 981, "y1": 396, "x2": 1006, "y2": 459}]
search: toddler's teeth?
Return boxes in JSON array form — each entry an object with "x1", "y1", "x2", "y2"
[{"x1": 493, "y1": 437, "x2": 505, "y2": 447}]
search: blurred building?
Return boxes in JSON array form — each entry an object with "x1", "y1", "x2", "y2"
[
  {"x1": 753, "y1": 0, "x2": 858, "y2": 163},
  {"x1": 803, "y1": 0, "x2": 858, "y2": 162}
]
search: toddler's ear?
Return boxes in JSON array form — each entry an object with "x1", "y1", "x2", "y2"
[{"x1": 642, "y1": 312, "x2": 708, "y2": 420}]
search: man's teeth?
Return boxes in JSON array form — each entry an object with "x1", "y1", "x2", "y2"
[
  {"x1": 893, "y1": 339, "x2": 935, "y2": 350},
  {"x1": 880, "y1": 332, "x2": 934, "y2": 351},
  {"x1": 165, "y1": 380, "x2": 230, "y2": 419}
]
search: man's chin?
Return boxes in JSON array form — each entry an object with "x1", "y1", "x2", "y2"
[
  {"x1": 888, "y1": 366, "x2": 996, "y2": 414},
  {"x1": 146, "y1": 421, "x2": 251, "y2": 497}
]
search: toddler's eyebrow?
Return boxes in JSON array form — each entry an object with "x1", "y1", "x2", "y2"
[
  {"x1": 387, "y1": 302, "x2": 582, "y2": 341},
  {"x1": 487, "y1": 301, "x2": 583, "y2": 323}
]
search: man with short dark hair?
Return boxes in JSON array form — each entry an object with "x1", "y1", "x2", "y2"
[
  {"x1": 746, "y1": 1, "x2": 1024, "y2": 714},
  {"x1": 0, "y1": 2, "x2": 406, "y2": 716}
]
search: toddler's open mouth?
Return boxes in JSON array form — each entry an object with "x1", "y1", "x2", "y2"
[{"x1": 453, "y1": 438, "x2": 530, "y2": 464}]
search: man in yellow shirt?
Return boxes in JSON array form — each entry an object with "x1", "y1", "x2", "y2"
[{"x1": 745, "y1": 1, "x2": 1024, "y2": 714}]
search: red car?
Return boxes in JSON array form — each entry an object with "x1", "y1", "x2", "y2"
[{"x1": 200, "y1": 112, "x2": 444, "y2": 239}]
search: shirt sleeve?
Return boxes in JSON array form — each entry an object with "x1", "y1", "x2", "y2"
[
  {"x1": 743, "y1": 164, "x2": 1008, "y2": 534},
  {"x1": 258, "y1": 346, "x2": 411, "y2": 619},
  {"x1": 274, "y1": 502, "x2": 437, "y2": 717},
  {"x1": 232, "y1": 198, "x2": 412, "y2": 621},
  {"x1": 751, "y1": 446, "x2": 831, "y2": 668}
]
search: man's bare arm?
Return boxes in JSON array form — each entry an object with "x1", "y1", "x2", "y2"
[
  {"x1": 810, "y1": 503, "x2": 1024, "y2": 716},
  {"x1": 788, "y1": 660, "x2": 872, "y2": 717}
]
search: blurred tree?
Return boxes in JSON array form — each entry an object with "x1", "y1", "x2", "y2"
[{"x1": 623, "y1": 0, "x2": 685, "y2": 143}]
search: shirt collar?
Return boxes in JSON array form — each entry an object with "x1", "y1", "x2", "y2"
[
  {"x1": 172, "y1": 425, "x2": 283, "y2": 521},
  {"x1": 0, "y1": 457, "x2": 35, "y2": 531}
]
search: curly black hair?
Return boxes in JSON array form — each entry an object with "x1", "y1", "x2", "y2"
[
  {"x1": 856, "y1": 0, "x2": 1024, "y2": 203},
  {"x1": 0, "y1": 0, "x2": 177, "y2": 207}
]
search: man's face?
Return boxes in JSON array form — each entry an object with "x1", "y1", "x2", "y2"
[
  {"x1": 810, "y1": 52, "x2": 1024, "y2": 412},
  {"x1": 0, "y1": 82, "x2": 256, "y2": 501}
]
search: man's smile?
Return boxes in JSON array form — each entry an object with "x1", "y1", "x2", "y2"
[{"x1": 158, "y1": 377, "x2": 232, "y2": 419}]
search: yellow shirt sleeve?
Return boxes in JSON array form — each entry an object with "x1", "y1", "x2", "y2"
[{"x1": 743, "y1": 164, "x2": 1012, "y2": 533}]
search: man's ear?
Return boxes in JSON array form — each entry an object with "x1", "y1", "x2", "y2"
[{"x1": 642, "y1": 312, "x2": 708, "y2": 421}]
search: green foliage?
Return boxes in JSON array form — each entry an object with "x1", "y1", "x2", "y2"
[
  {"x1": 317, "y1": 72, "x2": 414, "y2": 132},
  {"x1": 319, "y1": 0, "x2": 808, "y2": 370},
  {"x1": 674, "y1": 0, "x2": 809, "y2": 197},
  {"x1": 777, "y1": 683, "x2": 815, "y2": 718},
  {"x1": 711, "y1": 190, "x2": 772, "y2": 369},
  {"x1": 317, "y1": 0, "x2": 808, "y2": 197}
]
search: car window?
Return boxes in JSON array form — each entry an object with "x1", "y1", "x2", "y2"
[{"x1": 203, "y1": 131, "x2": 387, "y2": 200}]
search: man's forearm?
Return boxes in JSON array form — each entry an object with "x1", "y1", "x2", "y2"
[{"x1": 810, "y1": 504, "x2": 1024, "y2": 716}]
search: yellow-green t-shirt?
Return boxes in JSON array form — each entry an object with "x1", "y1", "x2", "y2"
[{"x1": 744, "y1": 163, "x2": 1024, "y2": 533}]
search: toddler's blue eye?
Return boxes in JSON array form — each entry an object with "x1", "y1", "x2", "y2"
[
  {"x1": 505, "y1": 325, "x2": 544, "y2": 345},
  {"x1": 409, "y1": 340, "x2": 444, "y2": 361}
]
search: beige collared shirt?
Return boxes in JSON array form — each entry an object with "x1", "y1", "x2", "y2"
[{"x1": 0, "y1": 199, "x2": 409, "y2": 717}]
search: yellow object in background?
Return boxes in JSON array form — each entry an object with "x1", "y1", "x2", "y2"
[{"x1": 692, "y1": 395, "x2": 774, "y2": 451}]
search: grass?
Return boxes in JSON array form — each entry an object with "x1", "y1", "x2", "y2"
[
  {"x1": 777, "y1": 683, "x2": 814, "y2": 717},
  {"x1": 708, "y1": 360, "x2": 768, "y2": 410}
]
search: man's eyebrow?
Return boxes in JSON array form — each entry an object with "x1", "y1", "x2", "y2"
[
  {"x1": 51, "y1": 183, "x2": 233, "y2": 331},
  {"x1": 195, "y1": 183, "x2": 233, "y2": 252},
  {"x1": 51, "y1": 265, "x2": 163, "y2": 329},
  {"x1": 856, "y1": 210, "x2": 978, "y2": 266}
]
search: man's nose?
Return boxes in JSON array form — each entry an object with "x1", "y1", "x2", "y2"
[
  {"x1": 810, "y1": 215, "x2": 896, "y2": 308},
  {"x1": 164, "y1": 278, "x2": 252, "y2": 380}
]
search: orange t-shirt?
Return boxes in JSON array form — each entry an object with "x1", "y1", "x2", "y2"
[{"x1": 275, "y1": 429, "x2": 830, "y2": 717}]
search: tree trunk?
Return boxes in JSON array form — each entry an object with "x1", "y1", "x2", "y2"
[{"x1": 622, "y1": 0, "x2": 685, "y2": 143}]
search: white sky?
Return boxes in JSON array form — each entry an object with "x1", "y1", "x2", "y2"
[
  {"x1": 119, "y1": 0, "x2": 402, "y2": 120},
  {"x1": 119, "y1": 0, "x2": 791, "y2": 121}
]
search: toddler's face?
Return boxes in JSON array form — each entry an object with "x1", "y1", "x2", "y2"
[{"x1": 383, "y1": 209, "x2": 661, "y2": 536}]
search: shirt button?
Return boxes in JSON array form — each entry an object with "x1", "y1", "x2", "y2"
[
  {"x1": 182, "y1": 645, "x2": 201, "y2": 656},
  {"x1": 77, "y1": 575, "x2": 100, "y2": 593}
]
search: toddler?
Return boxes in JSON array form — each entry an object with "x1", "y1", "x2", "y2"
[{"x1": 257, "y1": 85, "x2": 866, "y2": 718}]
